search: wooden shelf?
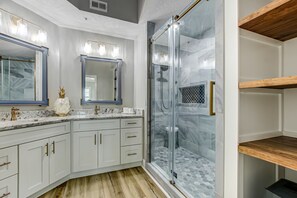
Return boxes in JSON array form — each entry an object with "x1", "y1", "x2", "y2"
[
  {"x1": 239, "y1": 136, "x2": 297, "y2": 171},
  {"x1": 239, "y1": 76, "x2": 297, "y2": 89},
  {"x1": 239, "y1": 0, "x2": 297, "y2": 41}
]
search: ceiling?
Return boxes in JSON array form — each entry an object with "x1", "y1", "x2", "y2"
[{"x1": 11, "y1": 0, "x2": 192, "y2": 40}]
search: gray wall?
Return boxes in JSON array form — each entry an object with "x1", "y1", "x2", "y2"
[{"x1": 0, "y1": 0, "x2": 134, "y2": 111}]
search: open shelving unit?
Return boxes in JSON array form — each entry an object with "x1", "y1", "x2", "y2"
[
  {"x1": 238, "y1": 0, "x2": 297, "y2": 171},
  {"x1": 239, "y1": 0, "x2": 297, "y2": 41},
  {"x1": 239, "y1": 136, "x2": 297, "y2": 171}
]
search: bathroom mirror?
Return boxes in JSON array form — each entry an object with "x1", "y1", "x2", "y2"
[
  {"x1": 0, "y1": 33, "x2": 48, "y2": 105},
  {"x1": 81, "y1": 55, "x2": 122, "y2": 105}
]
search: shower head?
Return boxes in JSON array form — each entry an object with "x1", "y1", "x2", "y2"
[
  {"x1": 160, "y1": 65, "x2": 169, "y2": 71},
  {"x1": 157, "y1": 77, "x2": 168, "y2": 82}
]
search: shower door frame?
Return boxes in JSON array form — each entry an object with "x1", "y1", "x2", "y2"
[{"x1": 146, "y1": 0, "x2": 224, "y2": 197}]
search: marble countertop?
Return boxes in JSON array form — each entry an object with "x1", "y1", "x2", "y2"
[{"x1": 0, "y1": 113, "x2": 143, "y2": 132}]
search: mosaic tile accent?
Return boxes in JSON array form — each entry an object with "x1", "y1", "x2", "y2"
[{"x1": 153, "y1": 146, "x2": 215, "y2": 198}]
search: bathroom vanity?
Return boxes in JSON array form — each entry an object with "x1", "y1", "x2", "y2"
[{"x1": 0, "y1": 115, "x2": 143, "y2": 198}]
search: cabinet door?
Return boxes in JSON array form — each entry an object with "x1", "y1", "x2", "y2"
[
  {"x1": 19, "y1": 139, "x2": 49, "y2": 198},
  {"x1": 98, "y1": 130, "x2": 120, "y2": 168},
  {"x1": 49, "y1": 134, "x2": 70, "y2": 184},
  {"x1": 72, "y1": 132, "x2": 98, "y2": 172},
  {"x1": 0, "y1": 175, "x2": 18, "y2": 198}
]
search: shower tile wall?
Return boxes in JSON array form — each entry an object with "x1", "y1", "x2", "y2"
[{"x1": 177, "y1": 27, "x2": 216, "y2": 162}]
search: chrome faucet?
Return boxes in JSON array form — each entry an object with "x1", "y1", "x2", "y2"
[
  {"x1": 10, "y1": 107, "x2": 20, "y2": 121},
  {"x1": 94, "y1": 105, "x2": 100, "y2": 115}
]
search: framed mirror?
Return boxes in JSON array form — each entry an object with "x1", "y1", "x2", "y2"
[
  {"x1": 81, "y1": 55, "x2": 122, "y2": 105},
  {"x1": 0, "y1": 33, "x2": 48, "y2": 105}
]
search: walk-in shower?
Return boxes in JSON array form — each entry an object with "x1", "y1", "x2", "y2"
[{"x1": 147, "y1": 0, "x2": 219, "y2": 197}]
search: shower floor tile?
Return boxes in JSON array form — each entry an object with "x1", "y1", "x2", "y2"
[{"x1": 153, "y1": 146, "x2": 215, "y2": 198}]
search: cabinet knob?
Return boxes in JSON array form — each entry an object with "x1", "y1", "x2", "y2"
[{"x1": 0, "y1": 192, "x2": 11, "y2": 198}]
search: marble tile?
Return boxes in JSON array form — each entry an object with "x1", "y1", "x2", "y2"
[{"x1": 153, "y1": 146, "x2": 215, "y2": 197}]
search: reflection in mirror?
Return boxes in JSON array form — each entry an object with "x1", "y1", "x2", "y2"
[
  {"x1": 81, "y1": 55, "x2": 122, "y2": 105},
  {"x1": 0, "y1": 33, "x2": 48, "y2": 105}
]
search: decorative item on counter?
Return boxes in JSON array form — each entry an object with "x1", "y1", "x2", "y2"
[
  {"x1": 54, "y1": 87, "x2": 71, "y2": 117},
  {"x1": 123, "y1": 107, "x2": 134, "y2": 114}
]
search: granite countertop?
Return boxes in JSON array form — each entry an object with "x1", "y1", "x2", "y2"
[{"x1": 0, "y1": 113, "x2": 143, "y2": 132}]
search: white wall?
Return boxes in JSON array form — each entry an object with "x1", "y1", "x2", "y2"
[{"x1": 0, "y1": 1, "x2": 135, "y2": 111}]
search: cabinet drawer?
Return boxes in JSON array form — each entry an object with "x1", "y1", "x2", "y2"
[
  {"x1": 121, "y1": 118, "x2": 142, "y2": 129},
  {"x1": 121, "y1": 145, "x2": 142, "y2": 164},
  {"x1": 121, "y1": 128, "x2": 142, "y2": 146},
  {"x1": 0, "y1": 147, "x2": 17, "y2": 181},
  {"x1": 0, "y1": 175, "x2": 17, "y2": 198},
  {"x1": 72, "y1": 120, "x2": 120, "y2": 132}
]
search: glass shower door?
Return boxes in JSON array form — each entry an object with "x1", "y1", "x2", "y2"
[
  {"x1": 150, "y1": 20, "x2": 175, "y2": 180},
  {"x1": 172, "y1": 0, "x2": 216, "y2": 197}
]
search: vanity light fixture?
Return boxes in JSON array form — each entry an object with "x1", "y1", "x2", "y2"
[
  {"x1": 0, "y1": 8, "x2": 48, "y2": 44},
  {"x1": 98, "y1": 44, "x2": 106, "y2": 56}
]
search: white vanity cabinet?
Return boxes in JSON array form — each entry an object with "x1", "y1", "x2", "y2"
[
  {"x1": 98, "y1": 130, "x2": 120, "y2": 168},
  {"x1": 0, "y1": 175, "x2": 17, "y2": 198},
  {"x1": 19, "y1": 139, "x2": 50, "y2": 198},
  {"x1": 72, "y1": 131, "x2": 98, "y2": 172},
  {"x1": 19, "y1": 134, "x2": 70, "y2": 198},
  {"x1": 72, "y1": 119, "x2": 121, "y2": 172}
]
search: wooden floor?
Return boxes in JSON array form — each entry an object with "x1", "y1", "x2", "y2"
[{"x1": 39, "y1": 167, "x2": 167, "y2": 198}]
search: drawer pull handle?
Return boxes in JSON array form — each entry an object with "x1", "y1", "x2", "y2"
[
  {"x1": 127, "y1": 135, "x2": 137, "y2": 138},
  {"x1": 0, "y1": 192, "x2": 11, "y2": 198},
  {"x1": 127, "y1": 122, "x2": 137, "y2": 125},
  {"x1": 52, "y1": 141, "x2": 56, "y2": 154},
  {"x1": 0, "y1": 162, "x2": 11, "y2": 167},
  {"x1": 100, "y1": 133, "x2": 102, "y2": 144},
  {"x1": 45, "y1": 143, "x2": 49, "y2": 156},
  {"x1": 94, "y1": 134, "x2": 97, "y2": 145},
  {"x1": 128, "y1": 153, "x2": 137, "y2": 156}
]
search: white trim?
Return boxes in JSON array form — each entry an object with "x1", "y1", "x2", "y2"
[
  {"x1": 283, "y1": 131, "x2": 297, "y2": 138},
  {"x1": 239, "y1": 131, "x2": 282, "y2": 143}
]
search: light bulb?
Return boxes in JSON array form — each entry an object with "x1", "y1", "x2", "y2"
[
  {"x1": 17, "y1": 20, "x2": 28, "y2": 36},
  {"x1": 37, "y1": 30, "x2": 47, "y2": 43},
  {"x1": 111, "y1": 46, "x2": 120, "y2": 58},
  {"x1": 10, "y1": 24, "x2": 17, "y2": 35},
  {"x1": 153, "y1": 53, "x2": 159, "y2": 63},
  {"x1": 31, "y1": 34, "x2": 38, "y2": 42},
  {"x1": 0, "y1": 12, "x2": 2, "y2": 27},
  {"x1": 163, "y1": 54, "x2": 168, "y2": 62},
  {"x1": 84, "y1": 42, "x2": 92, "y2": 54},
  {"x1": 98, "y1": 45, "x2": 106, "y2": 56}
]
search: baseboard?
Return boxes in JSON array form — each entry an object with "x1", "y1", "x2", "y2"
[
  {"x1": 239, "y1": 131, "x2": 282, "y2": 143},
  {"x1": 29, "y1": 176, "x2": 70, "y2": 198},
  {"x1": 70, "y1": 162, "x2": 142, "y2": 179},
  {"x1": 283, "y1": 131, "x2": 297, "y2": 138}
]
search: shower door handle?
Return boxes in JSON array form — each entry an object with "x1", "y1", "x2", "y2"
[{"x1": 209, "y1": 81, "x2": 216, "y2": 116}]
